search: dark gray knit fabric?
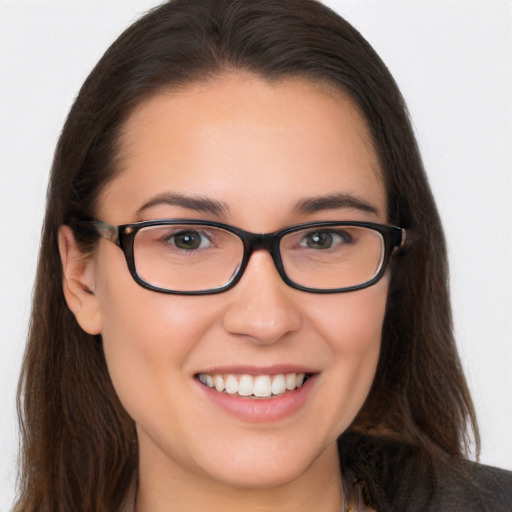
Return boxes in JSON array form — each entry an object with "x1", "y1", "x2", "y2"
[{"x1": 338, "y1": 432, "x2": 512, "y2": 511}]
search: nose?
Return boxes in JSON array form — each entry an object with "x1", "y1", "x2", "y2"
[{"x1": 222, "y1": 250, "x2": 302, "y2": 345}]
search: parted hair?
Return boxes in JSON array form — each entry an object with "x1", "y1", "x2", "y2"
[{"x1": 15, "y1": 1, "x2": 479, "y2": 511}]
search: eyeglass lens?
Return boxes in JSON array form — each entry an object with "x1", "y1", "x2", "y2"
[{"x1": 132, "y1": 223, "x2": 385, "y2": 293}]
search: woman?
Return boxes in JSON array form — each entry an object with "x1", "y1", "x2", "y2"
[{"x1": 14, "y1": 0, "x2": 512, "y2": 511}]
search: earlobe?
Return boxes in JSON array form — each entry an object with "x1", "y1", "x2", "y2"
[{"x1": 58, "y1": 226, "x2": 102, "y2": 335}]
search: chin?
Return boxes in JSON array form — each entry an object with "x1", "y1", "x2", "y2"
[
  {"x1": 207, "y1": 460, "x2": 311, "y2": 491},
  {"x1": 192, "y1": 433, "x2": 339, "y2": 492}
]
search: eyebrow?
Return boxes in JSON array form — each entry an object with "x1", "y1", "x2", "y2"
[
  {"x1": 294, "y1": 193, "x2": 381, "y2": 216},
  {"x1": 135, "y1": 191, "x2": 380, "y2": 219},
  {"x1": 135, "y1": 192, "x2": 229, "y2": 217}
]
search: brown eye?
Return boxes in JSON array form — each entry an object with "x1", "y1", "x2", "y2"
[
  {"x1": 301, "y1": 230, "x2": 351, "y2": 249},
  {"x1": 167, "y1": 230, "x2": 209, "y2": 250}
]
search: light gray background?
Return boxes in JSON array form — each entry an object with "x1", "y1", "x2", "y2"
[{"x1": 1, "y1": 0, "x2": 511, "y2": 510}]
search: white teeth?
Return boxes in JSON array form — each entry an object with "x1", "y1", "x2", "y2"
[
  {"x1": 285, "y1": 372, "x2": 297, "y2": 391},
  {"x1": 253, "y1": 375, "x2": 272, "y2": 397},
  {"x1": 201, "y1": 374, "x2": 213, "y2": 387},
  {"x1": 271, "y1": 373, "x2": 286, "y2": 395},
  {"x1": 225, "y1": 375, "x2": 238, "y2": 395},
  {"x1": 238, "y1": 374, "x2": 254, "y2": 396},
  {"x1": 214, "y1": 374, "x2": 225, "y2": 392},
  {"x1": 198, "y1": 372, "x2": 307, "y2": 397}
]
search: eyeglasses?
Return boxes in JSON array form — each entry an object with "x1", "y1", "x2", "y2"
[{"x1": 85, "y1": 219, "x2": 405, "y2": 295}]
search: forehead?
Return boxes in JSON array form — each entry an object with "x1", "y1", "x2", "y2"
[{"x1": 98, "y1": 73, "x2": 386, "y2": 226}]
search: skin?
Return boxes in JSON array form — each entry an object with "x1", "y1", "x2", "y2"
[{"x1": 59, "y1": 72, "x2": 389, "y2": 512}]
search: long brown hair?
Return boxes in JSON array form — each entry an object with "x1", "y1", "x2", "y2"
[{"x1": 16, "y1": 1, "x2": 479, "y2": 510}]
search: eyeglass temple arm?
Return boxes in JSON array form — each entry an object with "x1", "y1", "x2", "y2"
[
  {"x1": 91, "y1": 220, "x2": 121, "y2": 246},
  {"x1": 393, "y1": 228, "x2": 407, "y2": 254}
]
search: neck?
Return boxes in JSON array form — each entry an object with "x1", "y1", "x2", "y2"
[{"x1": 133, "y1": 443, "x2": 343, "y2": 512}]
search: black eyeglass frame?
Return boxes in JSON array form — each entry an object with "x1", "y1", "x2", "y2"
[{"x1": 85, "y1": 219, "x2": 405, "y2": 295}]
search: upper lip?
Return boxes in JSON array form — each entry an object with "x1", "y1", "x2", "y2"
[{"x1": 195, "y1": 364, "x2": 318, "y2": 376}]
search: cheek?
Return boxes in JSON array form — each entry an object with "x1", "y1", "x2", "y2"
[
  {"x1": 310, "y1": 276, "x2": 388, "y2": 352},
  {"x1": 307, "y1": 277, "x2": 388, "y2": 429},
  {"x1": 94, "y1": 248, "x2": 219, "y2": 412}
]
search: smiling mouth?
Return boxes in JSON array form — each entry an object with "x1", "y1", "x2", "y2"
[{"x1": 197, "y1": 372, "x2": 310, "y2": 398}]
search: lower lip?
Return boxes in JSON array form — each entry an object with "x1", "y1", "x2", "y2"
[{"x1": 196, "y1": 376, "x2": 316, "y2": 423}]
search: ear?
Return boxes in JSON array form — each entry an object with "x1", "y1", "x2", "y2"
[{"x1": 58, "y1": 225, "x2": 102, "y2": 335}]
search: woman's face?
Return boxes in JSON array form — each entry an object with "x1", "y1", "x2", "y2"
[{"x1": 75, "y1": 73, "x2": 389, "y2": 493}]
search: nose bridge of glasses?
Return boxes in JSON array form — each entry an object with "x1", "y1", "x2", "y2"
[
  {"x1": 241, "y1": 231, "x2": 284, "y2": 274},
  {"x1": 245, "y1": 231, "x2": 276, "y2": 251}
]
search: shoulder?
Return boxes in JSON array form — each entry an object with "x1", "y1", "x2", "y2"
[
  {"x1": 430, "y1": 459, "x2": 512, "y2": 511},
  {"x1": 338, "y1": 432, "x2": 512, "y2": 512}
]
